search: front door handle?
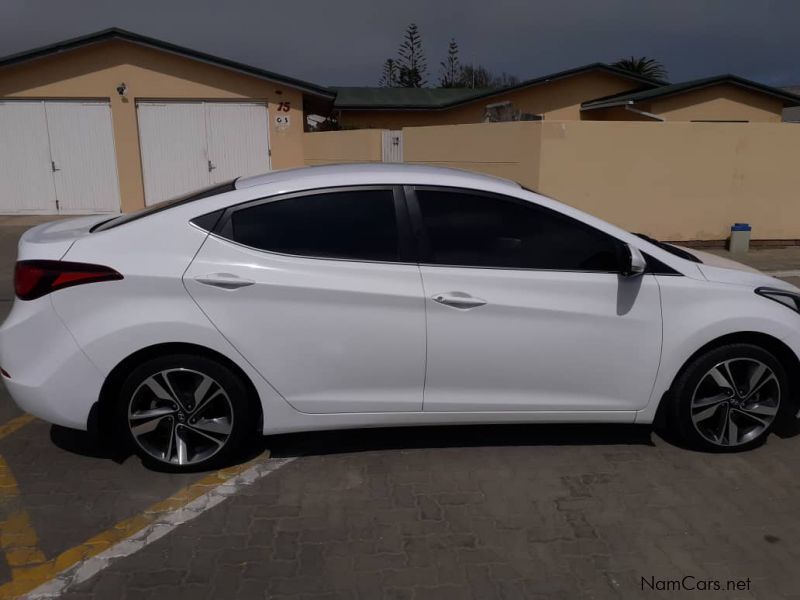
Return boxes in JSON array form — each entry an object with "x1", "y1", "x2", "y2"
[
  {"x1": 194, "y1": 273, "x2": 255, "y2": 290},
  {"x1": 432, "y1": 292, "x2": 487, "y2": 310}
]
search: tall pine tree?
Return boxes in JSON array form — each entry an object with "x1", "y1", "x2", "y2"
[
  {"x1": 397, "y1": 23, "x2": 427, "y2": 88},
  {"x1": 439, "y1": 38, "x2": 461, "y2": 87},
  {"x1": 379, "y1": 59, "x2": 399, "y2": 87}
]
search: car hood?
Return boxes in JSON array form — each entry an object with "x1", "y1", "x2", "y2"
[{"x1": 675, "y1": 246, "x2": 800, "y2": 292}]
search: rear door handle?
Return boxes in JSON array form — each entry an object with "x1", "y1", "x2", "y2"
[
  {"x1": 432, "y1": 292, "x2": 487, "y2": 310},
  {"x1": 194, "y1": 273, "x2": 255, "y2": 290}
]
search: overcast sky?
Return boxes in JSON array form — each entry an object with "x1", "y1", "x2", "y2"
[{"x1": 1, "y1": 0, "x2": 797, "y2": 87}]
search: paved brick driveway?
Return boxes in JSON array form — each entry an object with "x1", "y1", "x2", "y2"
[
  {"x1": 0, "y1": 217, "x2": 799, "y2": 599},
  {"x1": 62, "y1": 426, "x2": 800, "y2": 600}
]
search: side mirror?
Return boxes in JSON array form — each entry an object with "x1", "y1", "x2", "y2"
[{"x1": 621, "y1": 243, "x2": 646, "y2": 277}]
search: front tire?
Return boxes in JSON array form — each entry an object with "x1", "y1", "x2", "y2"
[
  {"x1": 117, "y1": 354, "x2": 256, "y2": 471},
  {"x1": 669, "y1": 343, "x2": 788, "y2": 452}
]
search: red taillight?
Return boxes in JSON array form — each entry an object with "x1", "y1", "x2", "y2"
[{"x1": 14, "y1": 260, "x2": 123, "y2": 301}]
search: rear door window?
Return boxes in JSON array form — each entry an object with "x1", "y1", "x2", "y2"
[{"x1": 222, "y1": 188, "x2": 401, "y2": 262}]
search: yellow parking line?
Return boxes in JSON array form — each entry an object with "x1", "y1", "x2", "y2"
[
  {"x1": 0, "y1": 414, "x2": 45, "y2": 581},
  {"x1": 0, "y1": 415, "x2": 35, "y2": 441},
  {"x1": 1, "y1": 512, "x2": 47, "y2": 573},
  {"x1": 0, "y1": 456, "x2": 47, "y2": 582},
  {"x1": 0, "y1": 454, "x2": 268, "y2": 599}
]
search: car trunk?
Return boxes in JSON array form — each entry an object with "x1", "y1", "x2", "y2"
[{"x1": 16, "y1": 215, "x2": 111, "y2": 261}]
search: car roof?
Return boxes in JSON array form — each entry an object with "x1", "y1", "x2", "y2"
[{"x1": 235, "y1": 163, "x2": 523, "y2": 193}]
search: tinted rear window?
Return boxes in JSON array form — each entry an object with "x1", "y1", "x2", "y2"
[
  {"x1": 92, "y1": 181, "x2": 236, "y2": 232},
  {"x1": 225, "y1": 189, "x2": 399, "y2": 262}
]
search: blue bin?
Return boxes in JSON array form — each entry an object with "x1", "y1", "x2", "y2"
[{"x1": 730, "y1": 223, "x2": 751, "y2": 253}]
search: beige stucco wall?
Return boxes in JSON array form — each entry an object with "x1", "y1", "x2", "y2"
[
  {"x1": 303, "y1": 129, "x2": 383, "y2": 164},
  {"x1": 649, "y1": 84, "x2": 785, "y2": 122},
  {"x1": 315, "y1": 121, "x2": 800, "y2": 241},
  {"x1": 337, "y1": 71, "x2": 644, "y2": 129},
  {"x1": 536, "y1": 121, "x2": 800, "y2": 240},
  {"x1": 583, "y1": 106, "x2": 658, "y2": 121},
  {"x1": 0, "y1": 39, "x2": 307, "y2": 212},
  {"x1": 403, "y1": 122, "x2": 542, "y2": 188}
]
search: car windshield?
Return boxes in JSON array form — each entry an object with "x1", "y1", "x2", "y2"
[
  {"x1": 634, "y1": 233, "x2": 702, "y2": 263},
  {"x1": 92, "y1": 180, "x2": 236, "y2": 232}
]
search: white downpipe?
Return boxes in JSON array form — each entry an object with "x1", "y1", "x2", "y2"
[{"x1": 625, "y1": 103, "x2": 665, "y2": 122}]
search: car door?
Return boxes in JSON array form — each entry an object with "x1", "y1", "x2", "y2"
[
  {"x1": 406, "y1": 186, "x2": 663, "y2": 413},
  {"x1": 184, "y1": 186, "x2": 426, "y2": 413}
]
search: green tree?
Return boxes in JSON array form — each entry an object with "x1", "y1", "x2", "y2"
[
  {"x1": 378, "y1": 26, "x2": 517, "y2": 89},
  {"x1": 439, "y1": 38, "x2": 461, "y2": 87},
  {"x1": 611, "y1": 56, "x2": 668, "y2": 81},
  {"x1": 457, "y1": 64, "x2": 491, "y2": 88},
  {"x1": 492, "y1": 72, "x2": 520, "y2": 88},
  {"x1": 456, "y1": 64, "x2": 518, "y2": 89},
  {"x1": 379, "y1": 58, "x2": 399, "y2": 87},
  {"x1": 396, "y1": 23, "x2": 427, "y2": 87}
]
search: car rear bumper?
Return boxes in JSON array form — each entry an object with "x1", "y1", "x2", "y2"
[{"x1": 0, "y1": 296, "x2": 103, "y2": 430}]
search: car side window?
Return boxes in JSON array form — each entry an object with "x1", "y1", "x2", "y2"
[
  {"x1": 225, "y1": 189, "x2": 400, "y2": 262},
  {"x1": 415, "y1": 189, "x2": 621, "y2": 271}
]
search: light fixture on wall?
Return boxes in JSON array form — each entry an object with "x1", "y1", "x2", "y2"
[{"x1": 116, "y1": 82, "x2": 128, "y2": 97}]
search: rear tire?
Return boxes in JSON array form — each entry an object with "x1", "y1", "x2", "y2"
[
  {"x1": 669, "y1": 343, "x2": 788, "y2": 452},
  {"x1": 116, "y1": 354, "x2": 256, "y2": 471}
]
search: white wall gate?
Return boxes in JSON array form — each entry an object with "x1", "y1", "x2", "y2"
[
  {"x1": 137, "y1": 102, "x2": 271, "y2": 206},
  {"x1": 0, "y1": 100, "x2": 121, "y2": 214},
  {"x1": 381, "y1": 130, "x2": 404, "y2": 163}
]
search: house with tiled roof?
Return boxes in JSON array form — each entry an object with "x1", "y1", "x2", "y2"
[{"x1": 334, "y1": 68, "x2": 800, "y2": 128}]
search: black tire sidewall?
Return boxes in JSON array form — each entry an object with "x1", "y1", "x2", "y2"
[
  {"x1": 670, "y1": 343, "x2": 788, "y2": 452},
  {"x1": 115, "y1": 354, "x2": 255, "y2": 471}
]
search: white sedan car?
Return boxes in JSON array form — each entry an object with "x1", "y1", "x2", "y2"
[{"x1": 2, "y1": 164, "x2": 798, "y2": 470}]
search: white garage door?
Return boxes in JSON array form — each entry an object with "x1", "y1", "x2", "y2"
[
  {"x1": 137, "y1": 102, "x2": 271, "y2": 206},
  {"x1": 0, "y1": 101, "x2": 121, "y2": 214}
]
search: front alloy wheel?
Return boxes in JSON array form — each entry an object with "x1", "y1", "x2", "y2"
[
  {"x1": 690, "y1": 358, "x2": 780, "y2": 447},
  {"x1": 671, "y1": 343, "x2": 788, "y2": 452}
]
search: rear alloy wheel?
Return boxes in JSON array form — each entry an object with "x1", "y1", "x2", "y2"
[
  {"x1": 118, "y1": 355, "x2": 255, "y2": 470},
  {"x1": 671, "y1": 344, "x2": 788, "y2": 451}
]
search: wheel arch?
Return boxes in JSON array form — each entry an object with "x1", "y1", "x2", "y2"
[
  {"x1": 653, "y1": 330, "x2": 800, "y2": 427},
  {"x1": 91, "y1": 342, "x2": 263, "y2": 437}
]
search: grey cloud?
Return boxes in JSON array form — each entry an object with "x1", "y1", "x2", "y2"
[{"x1": 1, "y1": 0, "x2": 797, "y2": 86}]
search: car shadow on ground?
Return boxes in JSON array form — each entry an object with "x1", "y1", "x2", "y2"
[
  {"x1": 264, "y1": 423, "x2": 658, "y2": 459},
  {"x1": 49, "y1": 424, "x2": 131, "y2": 463},
  {"x1": 237, "y1": 414, "x2": 800, "y2": 460},
  {"x1": 49, "y1": 418, "x2": 800, "y2": 470},
  {"x1": 49, "y1": 422, "x2": 658, "y2": 470}
]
